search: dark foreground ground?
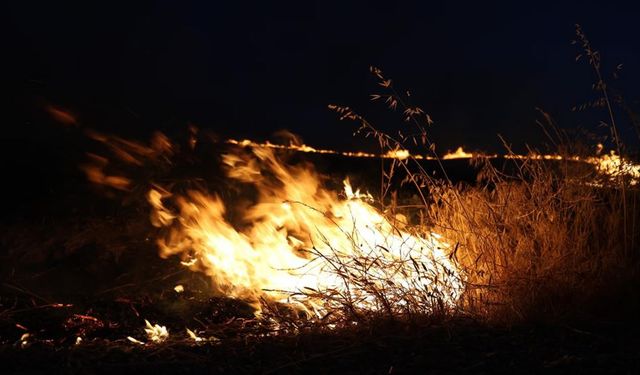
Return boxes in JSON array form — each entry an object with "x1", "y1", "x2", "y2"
[
  {"x1": 2, "y1": 314, "x2": 639, "y2": 374},
  {"x1": 1, "y1": 134, "x2": 639, "y2": 374}
]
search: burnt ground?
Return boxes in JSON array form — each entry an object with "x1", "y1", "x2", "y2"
[{"x1": 1, "y1": 134, "x2": 639, "y2": 374}]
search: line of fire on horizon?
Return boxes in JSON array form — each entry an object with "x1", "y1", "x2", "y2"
[{"x1": 227, "y1": 138, "x2": 640, "y2": 184}]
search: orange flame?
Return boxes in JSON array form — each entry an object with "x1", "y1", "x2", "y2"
[
  {"x1": 442, "y1": 147, "x2": 473, "y2": 160},
  {"x1": 83, "y1": 131, "x2": 640, "y2": 316},
  {"x1": 587, "y1": 151, "x2": 640, "y2": 185},
  {"x1": 45, "y1": 105, "x2": 77, "y2": 126},
  {"x1": 227, "y1": 139, "x2": 639, "y2": 184},
  {"x1": 148, "y1": 146, "x2": 463, "y2": 313}
]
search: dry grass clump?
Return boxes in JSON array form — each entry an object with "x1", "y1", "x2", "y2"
[
  {"x1": 328, "y1": 63, "x2": 640, "y2": 324},
  {"x1": 432, "y1": 158, "x2": 637, "y2": 322}
]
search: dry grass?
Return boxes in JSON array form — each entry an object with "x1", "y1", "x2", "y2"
[
  {"x1": 435, "y1": 158, "x2": 637, "y2": 322},
  {"x1": 324, "y1": 60, "x2": 640, "y2": 325}
]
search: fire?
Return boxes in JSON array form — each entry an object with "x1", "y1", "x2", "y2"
[
  {"x1": 382, "y1": 149, "x2": 414, "y2": 160},
  {"x1": 442, "y1": 147, "x2": 473, "y2": 160},
  {"x1": 45, "y1": 105, "x2": 77, "y2": 126},
  {"x1": 227, "y1": 138, "x2": 379, "y2": 158},
  {"x1": 144, "y1": 320, "x2": 169, "y2": 343},
  {"x1": 588, "y1": 151, "x2": 640, "y2": 185},
  {"x1": 147, "y1": 146, "x2": 463, "y2": 314},
  {"x1": 82, "y1": 129, "x2": 640, "y2": 318},
  {"x1": 227, "y1": 138, "x2": 640, "y2": 185}
]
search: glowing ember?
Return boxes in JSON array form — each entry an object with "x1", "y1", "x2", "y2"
[
  {"x1": 186, "y1": 328, "x2": 205, "y2": 342},
  {"x1": 144, "y1": 320, "x2": 169, "y2": 343},
  {"x1": 19, "y1": 333, "x2": 31, "y2": 349},
  {"x1": 127, "y1": 336, "x2": 144, "y2": 345}
]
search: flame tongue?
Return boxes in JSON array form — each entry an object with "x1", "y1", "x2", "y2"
[{"x1": 148, "y1": 146, "x2": 462, "y2": 313}]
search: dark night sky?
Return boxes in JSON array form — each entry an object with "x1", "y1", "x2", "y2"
[{"x1": 7, "y1": 0, "x2": 640, "y2": 153}]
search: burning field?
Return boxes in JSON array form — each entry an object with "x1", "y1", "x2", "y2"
[
  {"x1": 2, "y1": 107, "x2": 640, "y2": 373},
  {"x1": 4, "y1": 12, "x2": 640, "y2": 368},
  {"x1": 8, "y1": 0, "x2": 640, "y2": 375}
]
